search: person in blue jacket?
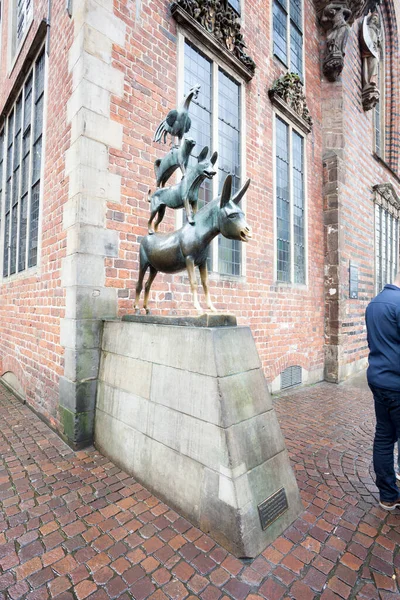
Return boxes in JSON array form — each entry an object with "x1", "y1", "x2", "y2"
[{"x1": 366, "y1": 275, "x2": 400, "y2": 510}]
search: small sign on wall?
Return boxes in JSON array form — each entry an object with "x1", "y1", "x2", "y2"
[{"x1": 349, "y1": 262, "x2": 359, "y2": 299}]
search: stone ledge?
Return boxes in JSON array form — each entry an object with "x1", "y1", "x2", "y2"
[
  {"x1": 121, "y1": 313, "x2": 237, "y2": 327},
  {"x1": 269, "y1": 91, "x2": 312, "y2": 134}
]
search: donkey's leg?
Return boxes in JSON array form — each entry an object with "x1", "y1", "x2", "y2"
[
  {"x1": 154, "y1": 206, "x2": 166, "y2": 232},
  {"x1": 134, "y1": 254, "x2": 149, "y2": 314},
  {"x1": 185, "y1": 258, "x2": 202, "y2": 314},
  {"x1": 199, "y1": 262, "x2": 217, "y2": 312},
  {"x1": 143, "y1": 267, "x2": 158, "y2": 314}
]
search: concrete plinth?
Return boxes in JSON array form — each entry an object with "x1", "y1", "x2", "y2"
[{"x1": 94, "y1": 318, "x2": 303, "y2": 557}]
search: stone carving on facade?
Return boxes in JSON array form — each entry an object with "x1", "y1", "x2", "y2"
[
  {"x1": 170, "y1": 0, "x2": 256, "y2": 77},
  {"x1": 268, "y1": 73, "x2": 313, "y2": 133},
  {"x1": 359, "y1": 12, "x2": 382, "y2": 111},
  {"x1": 313, "y1": 0, "x2": 380, "y2": 82},
  {"x1": 373, "y1": 184, "x2": 400, "y2": 218},
  {"x1": 321, "y1": 3, "x2": 351, "y2": 81}
]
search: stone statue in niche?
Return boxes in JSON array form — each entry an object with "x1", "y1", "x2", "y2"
[
  {"x1": 321, "y1": 3, "x2": 351, "y2": 81},
  {"x1": 360, "y1": 11, "x2": 382, "y2": 111}
]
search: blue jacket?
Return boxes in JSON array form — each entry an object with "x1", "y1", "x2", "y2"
[{"x1": 366, "y1": 284, "x2": 400, "y2": 390}]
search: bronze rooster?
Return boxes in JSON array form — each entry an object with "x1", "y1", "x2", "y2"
[{"x1": 153, "y1": 84, "x2": 201, "y2": 145}]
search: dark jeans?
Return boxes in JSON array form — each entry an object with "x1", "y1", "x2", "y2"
[{"x1": 370, "y1": 384, "x2": 400, "y2": 501}]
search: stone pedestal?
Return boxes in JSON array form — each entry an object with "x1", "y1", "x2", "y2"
[{"x1": 94, "y1": 317, "x2": 303, "y2": 557}]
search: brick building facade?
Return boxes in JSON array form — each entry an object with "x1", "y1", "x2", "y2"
[{"x1": 0, "y1": 0, "x2": 398, "y2": 447}]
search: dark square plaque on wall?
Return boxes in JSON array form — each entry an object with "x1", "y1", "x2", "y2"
[{"x1": 349, "y1": 262, "x2": 359, "y2": 299}]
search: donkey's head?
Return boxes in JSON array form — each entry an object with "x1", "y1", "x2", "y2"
[{"x1": 218, "y1": 175, "x2": 252, "y2": 242}]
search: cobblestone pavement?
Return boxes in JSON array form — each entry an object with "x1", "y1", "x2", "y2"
[{"x1": 1, "y1": 376, "x2": 400, "y2": 600}]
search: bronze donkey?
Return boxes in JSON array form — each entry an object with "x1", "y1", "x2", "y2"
[{"x1": 135, "y1": 175, "x2": 252, "y2": 314}]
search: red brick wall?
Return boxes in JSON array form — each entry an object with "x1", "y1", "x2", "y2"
[
  {"x1": 331, "y1": 5, "x2": 400, "y2": 373},
  {"x1": 2, "y1": 0, "x2": 398, "y2": 431},
  {"x1": 0, "y1": 1, "x2": 73, "y2": 427},
  {"x1": 108, "y1": 0, "x2": 326, "y2": 384}
]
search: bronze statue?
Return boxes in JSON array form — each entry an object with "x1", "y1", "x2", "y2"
[
  {"x1": 153, "y1": 84, "x2": 200, "y2": 145},
  {"x1": 148, "y1": 146, "x2": 218, "y2": 233},
  {"x1": 360, "y1": 12, "x2": 382, "y2": 110},
  {"x1": 135, "y1": 175, "x2": 252, "y2": 314},
  {"x1": 154, "y1": 137, "x2": 196, "y2": 188}
]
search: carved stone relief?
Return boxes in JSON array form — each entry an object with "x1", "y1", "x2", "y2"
[
  {"x1": 359, "y1": 12, "x2": 382, "y2": 111},
  {"x1": 268, "y1": 73, "x2": 313, "y2": 134},
  {"x1": 170, "y1": 0, "x2": 255, "y2": 78},
  {"x1": 321, "y1": 3, "x2": 351, "y2": 81},
  {"x1": 373, "y1": 184, "x2": 400, "y2": 217},
  {"x1": 314, "y1": 0, "x2": 380, "y2": 82}
]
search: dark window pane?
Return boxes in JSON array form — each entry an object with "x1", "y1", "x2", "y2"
[
  {"x1": 276, "y1": 117, "x2": 290, "y2": 282},
  {"x1": 273, "y1": 0, "x2": 287, "y2": 65},
  {"x1": 7, "y1": 112, "x2": 14, "y2": 180},
  {"x1": 14, "y1": 131, "x2": 21, "y2": 170},
  {"x1": 28, "y1": 181, "x2": 40, "y2": 267},
  {"x1": 218, "y1": 70, "x2": 241, "y2": 276},
  {"x1": 292, "y1": 131, "x2": 305, "y2": 283},
  {"x1": 34, "y1": 95, "x2": 43, "y2": 142},
  {"x1": 290, "y1": 24, "x2": 303, "y2": 78},
  {"x1": 15, "y1": 95, "x2": 22, "y2": 133},
  {"x1": 375, "y1": 204, "x2": 381, "y2": 292},
  {"x1": 290, "y1": 0, "x2": 302, "y2": 30},
  {"x1": 12, "y1": 167, "x2": 20, "y2": 207},
  {"x1": 18, "y1": 194, "x2": 28, "y2": 272},
  {"x1": 35, "y1": 50, "x2": 45, "y2": 101},
  {"x1": 21, "y1": 148, "x2": 30, "y2": 195},
  {"x1": 3, "y1": 212, "x2": 9, "y2": 277},
  {"x1": 32, "y1": 136, "x2": 42, "y2": 184},
  {"x1": 10, "y1": 204, "x2": 18, "y2": 274},
  {"x1": 24, "y1": 75, "x2": 33, "y2": 132}
]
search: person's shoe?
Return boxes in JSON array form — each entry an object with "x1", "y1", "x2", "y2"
[{"x1": 379, "y1": 498, "x2": 400, "y2": 511}]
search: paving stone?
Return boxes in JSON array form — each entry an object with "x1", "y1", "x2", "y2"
[{"x1": 1, "y1": 380, "x2": 399, "y2": 600}]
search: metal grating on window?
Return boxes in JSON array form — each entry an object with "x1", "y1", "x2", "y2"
[{"x1": 281, "y1": 365, "x2": 302, "y2": 390}]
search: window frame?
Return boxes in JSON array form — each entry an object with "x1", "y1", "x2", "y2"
[
  {"x1": 177, "y1": 29, "x2": 247, "y2": 279},
  {"x1": 0, "y1": 43, "x2": 47, "y2": 283},
  {"x1": 374, "y1": 202, "x2": 399, "y2": 295},
  {"x1": 273, "y1": 110, "x2": 308, "y2": 286},
  {"x1": 8, "y1": 0, "x2": 34, "y2": 70},
  {"x1": 272, "y1": 0, "x2": 305, "y2": 81}
]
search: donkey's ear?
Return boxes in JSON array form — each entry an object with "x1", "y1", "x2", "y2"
[
  {"x1": 210, "y1": 151, "x2": 218, "y2": 165},
  {"x1": 220, "y1": 175, "x2": 232, "y2": 209},
  {"x1": 198, "y1": 146, "x2": 209, "y2": 162},
  {"x1": 232, "y1": 178, "x2": 251, "y2": 205}
]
